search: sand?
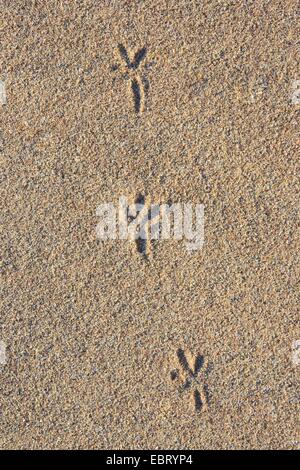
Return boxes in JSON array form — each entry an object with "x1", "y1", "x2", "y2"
[{"x1": 0, "y1": 0, "x2": 299, "y2": 450}]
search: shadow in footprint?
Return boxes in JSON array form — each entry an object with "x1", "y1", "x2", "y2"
[{"x1": 131, "y1": 79, "x2": 141, "y2": 114}]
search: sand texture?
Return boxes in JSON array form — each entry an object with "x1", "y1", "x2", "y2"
[{"x1": 0, "y1": 0, "x2": 299, "y2": 449}]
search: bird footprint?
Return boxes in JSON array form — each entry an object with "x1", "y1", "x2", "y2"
[
  {"x1": 170, "y1": 348, "x2": 209, "y2": 412},
  {"x1": 114, "y1": 44, "x2": 149, "y2": 114}
]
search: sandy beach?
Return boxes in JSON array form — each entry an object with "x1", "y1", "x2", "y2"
[{"x1": 0, "y1": 0, "x2": 299, "y2": 449}]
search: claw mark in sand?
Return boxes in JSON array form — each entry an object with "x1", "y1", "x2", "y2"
[
  {"x1": 131, "y1": 79, "x2": 141, "y2": 114},
  {"x1": 170, "y1": 348, "x2": 209, "y2": 413},
  {"x1": 114, "y1": 44, "x2": 148, "y2": 114}
]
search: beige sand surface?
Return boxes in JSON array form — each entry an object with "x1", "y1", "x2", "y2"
[{"x1": 0, "y1": 0, "x2": 299, "y2": 449}]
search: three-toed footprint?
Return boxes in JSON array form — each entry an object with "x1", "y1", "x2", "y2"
[{"x1": 170, "y1": 348, "x2": 209, "y2": 412}]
